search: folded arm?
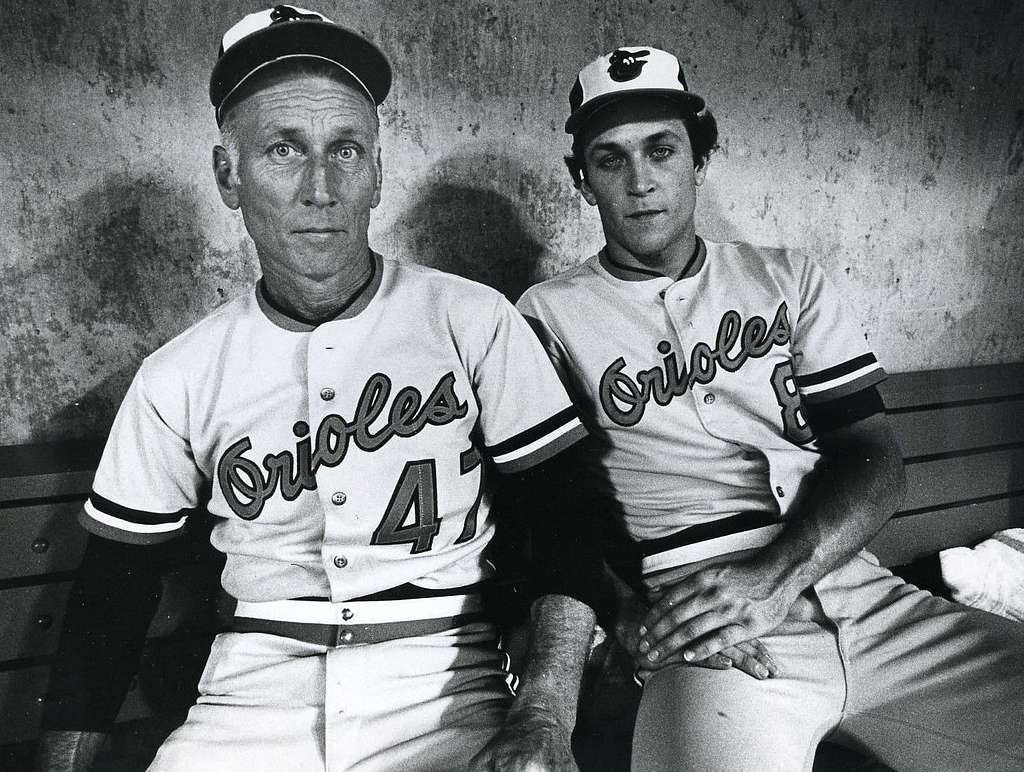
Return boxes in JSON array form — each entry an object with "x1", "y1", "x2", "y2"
[
  {"x1": 639, "y1": 401, "x2": 906, "y2": 665},
  {"x1": 469, "y1": 441, "x2": 606, "y2": 771}
]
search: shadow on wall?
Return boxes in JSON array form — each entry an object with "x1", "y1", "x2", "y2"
[
  {"x1": 957, "y1": 174, "x2": 1024, "y2": 364},
  {"x1": 17, "y1": 173, "x2": 252, "y2": 444},
  {"x1": 392, "y1": 153, "x2": 547, "y2": 302}
]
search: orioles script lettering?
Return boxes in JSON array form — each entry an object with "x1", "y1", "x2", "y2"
[
  {"x1": 217, "y1": 371, "x2": 468, "y2": 519},
  {"x1": 600, "y1": 303, "x2": 792, "y2": 426}
]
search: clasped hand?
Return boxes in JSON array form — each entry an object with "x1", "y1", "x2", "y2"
[
  {"x1": 622, "y1": 559, "x2": 801, "y2": 680},
  {"x1": 467, "y1": 704, "x2": 577, "y2": 772}
]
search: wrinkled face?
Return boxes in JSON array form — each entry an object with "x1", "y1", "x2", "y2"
[
  {"x1": 215, "y1": 69, "x2": 382, "y2": 283},
  {"x1": 580, "y1": 101, "x2": 705, "y2": 266}
]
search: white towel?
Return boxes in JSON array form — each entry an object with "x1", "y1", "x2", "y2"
[{"x1": 939, "y1": 528, "x2": 1024, "y2": 622}]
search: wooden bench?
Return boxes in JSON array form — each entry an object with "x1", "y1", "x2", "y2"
[
  {"x1": 1, "y1": 363, "x2": 1022, "y2": 770},
  {"x1": 0, "y1": 442, "x2": 224, "y2": 771}
]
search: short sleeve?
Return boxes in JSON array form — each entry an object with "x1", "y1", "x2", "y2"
[
  {"x1": 790, "y1": 256, "x2": 887, "y2": 406},
  {"x1": 81, "y1": 362, "x2": 205, "y2": 544},
  {"x1": 471, "y1": 297, "x2": 586, "y2": 473}
]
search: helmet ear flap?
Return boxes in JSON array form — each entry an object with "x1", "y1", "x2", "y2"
[{"x1": 564, "y1": 155, "x2": 584, "y2": 189}]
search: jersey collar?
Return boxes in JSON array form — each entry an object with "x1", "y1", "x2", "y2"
[
  {"x1": 599, "y1": 236, "x2": 707, "y2": 283},
  {"x1": 256, "y1": 251, "x2": 384, "y2": 332}
]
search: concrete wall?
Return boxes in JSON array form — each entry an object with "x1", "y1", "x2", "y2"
[{"x1": 1, "y1": 0, "x2": 1021, "y2": 445}]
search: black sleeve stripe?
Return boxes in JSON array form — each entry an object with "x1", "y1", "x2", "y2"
[
  {"x1": 486, "y1": 406, "x2": 579, "y2": 457},
  {"x1": 794, "y1": 352, "x2": 879, "y2": 388},
  {"x1": 78, "y1": 509, "x2": 182, "y2": 545},
  {"x1": 496, "y1": 421, "x2": 588, "y2": 474},
  {"x1": 88, "y1": 490, "x2": 199, "y2": 525}
]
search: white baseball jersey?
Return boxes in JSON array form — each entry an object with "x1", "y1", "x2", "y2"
[
  {"x1": 517, "y1": 238, "x2": 885, "y2": 573},
  {"x1": 82, "y1": 252, "x2": 585, "y2": 603}
]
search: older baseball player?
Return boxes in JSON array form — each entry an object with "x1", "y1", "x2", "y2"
[
  {"x1": 517, "y1": 45, "x2": 1024, "y2": 771},
  {"x1": 36, "y1": 7, "x2": 602, "y2": 771}
]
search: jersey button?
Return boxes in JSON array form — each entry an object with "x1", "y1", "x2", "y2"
[
  {"x1": 331, "y1": 491, "x2": 347, "y2": 505},
  {"x1": 341, "y1": 608, "x2": 354, "y2": 621},
  {"x1": 703, "y1": 393, "x2": 716, "y2": 405},
  {"x1": 333, "y1": 555, "x2": 348, "y2": 569},
  {"x1": 320, "y1": 387, "x2": 336, "y2": 401}
]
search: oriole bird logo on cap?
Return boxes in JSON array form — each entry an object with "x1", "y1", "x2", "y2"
[
  {"x1": 269, "y1": 4, "x2": 321, "y2": 23},
  {"x1": 608, "y1": 49, "x2": 650, "y2": 82}
]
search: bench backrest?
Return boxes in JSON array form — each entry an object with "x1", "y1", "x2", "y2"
[{"x1": 1, "y1": 362, "x2": 1022, "y2": 745}]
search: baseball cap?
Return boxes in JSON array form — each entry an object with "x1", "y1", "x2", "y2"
[
  {"x1": 210, "y1": 4, "x2": 392, "y2": 125},
  {"x1": 565, "y1": 46, "x2": 705, "y2": 135}
]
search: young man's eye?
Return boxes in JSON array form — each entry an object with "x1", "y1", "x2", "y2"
[
  {"x1": 597, "y1": 155, "x2": 623, "y2": 170},
  {"x1": 651, "y1": 146, "x2": 674, "y2": 160}
]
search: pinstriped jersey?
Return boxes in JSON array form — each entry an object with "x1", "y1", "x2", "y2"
[
  {"x1": 82, "y1": 253, "x2": 585, "y2": 602},
  {"x1": 517, "y1": 239, "x2": 885, "y2": 556}
]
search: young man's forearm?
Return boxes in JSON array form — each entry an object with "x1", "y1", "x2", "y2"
[
  {"x1": 752, "y1": 412, "x2": 907, "y2": 597},
  {"x1": 636, "y1": 413, "x2": 907, "y2": 665}
]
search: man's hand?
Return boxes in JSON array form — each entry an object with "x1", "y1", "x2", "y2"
[
  {"x1": 468, "y1": 704, "x2": 577, "y2": 772},
  {"x1": 637, "y1": 558, "x2": 801, "y2": 668},
  {"x1": 616, "y1": 581, "x2": 778, "y2": 680}
]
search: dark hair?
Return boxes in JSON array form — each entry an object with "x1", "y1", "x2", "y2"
[{"x1": 565, "y1": 107, "x2": 719, "y2": 188}]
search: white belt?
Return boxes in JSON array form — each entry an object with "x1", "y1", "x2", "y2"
[{"x1": 234, "y1": 594, "x2": 484, "y2": 626}]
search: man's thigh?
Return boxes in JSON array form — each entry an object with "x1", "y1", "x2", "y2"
[
  {"x1": 148, "y1": 632, "x2": 329, "y2": 771},
  {"x1": 631, "y1": 602, "x2": 845, "y2": 772},
  {"x1": 331, "y1": 622, "x2": 514, "y2": 771},
  {"x1": 820, "y1": 554, "x2": 1024, "y2": 771},
  {"x1": 149, "y1": 624, "x2": 513, "y2": 772}
]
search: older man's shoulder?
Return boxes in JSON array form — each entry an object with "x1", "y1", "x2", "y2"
[
  {"x1": 141, "y1": 288, "x2": 259, "y2": 367},
  {"x1": 383, "y1": 256, "x2": 511, "y2": 305}
]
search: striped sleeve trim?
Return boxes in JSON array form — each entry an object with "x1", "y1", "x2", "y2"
[
  {"x1": 487, "y1": 407, "x2": 587, "y2": 473},
  {"x1": 82, "y1": 492, "x2": 190, "y2": 541},
  {"x1": 795, "y1": 354, "x2": 887, "y2": 404}
]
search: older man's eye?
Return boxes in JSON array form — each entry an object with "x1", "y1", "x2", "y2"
[
  {"x1": 335, "y1": 145, "x2": 360, "y2": 161},
  {"x1": 269, "y1": 143, "x2": 295, "y2": 158}
]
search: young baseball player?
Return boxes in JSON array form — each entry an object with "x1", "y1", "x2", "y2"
[
  {"x1": 517, "y1": 45, "x2": 1024, "y2": 771},
  {"x1": 36, "y1": 7, "x2": 602, "y2": 771}
]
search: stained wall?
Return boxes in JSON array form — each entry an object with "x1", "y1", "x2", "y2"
[{"x1": 1, "y1": 0, "x2": 1021, "y2": 444}]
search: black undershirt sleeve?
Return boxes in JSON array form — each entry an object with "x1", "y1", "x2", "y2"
[
  {"x1": 802, "y1": 385, "x2": 886, "y2": 436},
  {"x1": 40, "y1": 532, "x2": 165, "y2": 732},
  {"x1": 493, "y1": 436, "x2": 614, "y2": 621}
]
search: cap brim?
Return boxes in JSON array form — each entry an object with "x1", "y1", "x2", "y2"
[
  {"x1": 211, "y1": 20, "x2": 391, "y2": 122},
  {"x1": 565, "y1": 89, "x2": 705, "y2": 134}
]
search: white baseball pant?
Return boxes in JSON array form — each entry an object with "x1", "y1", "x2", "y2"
[
  {"x1": 632, "y1": 552, "x2": 1024, "y2": 771},
  {"x1": 148, "y1": 621, "x2": 513, "y2": 771}
]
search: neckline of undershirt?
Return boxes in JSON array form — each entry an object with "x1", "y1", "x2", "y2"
[
  {"x1": 599, "y1": 236, "x2": 707, "y2": 283},
  {"x1": 256, "y1": 251, "x2": 383, "y2": 332}
]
